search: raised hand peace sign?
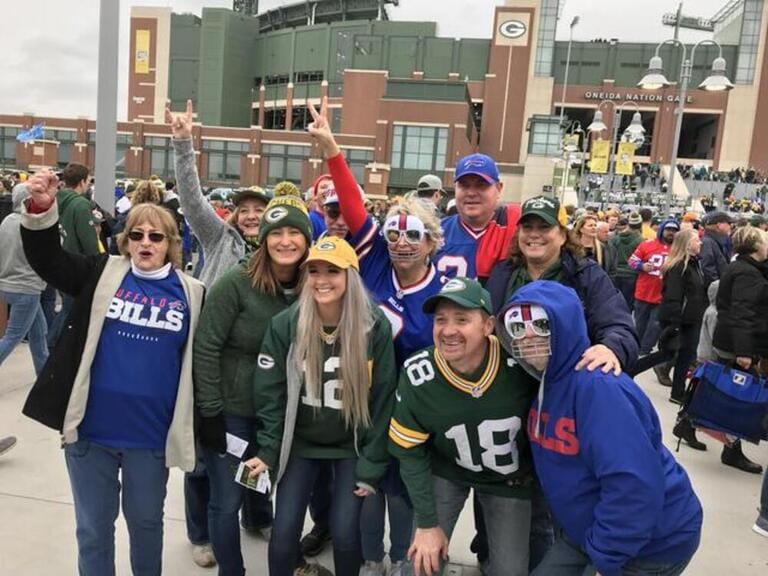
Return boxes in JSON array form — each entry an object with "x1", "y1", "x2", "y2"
[
  {"x1": 165, "y1": 99, "x2": 194, "y2": 140},
  {"x1": 308, "y1": 96, "x2": 340, "y2": 158}
]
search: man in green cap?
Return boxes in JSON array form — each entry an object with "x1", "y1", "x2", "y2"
[{"x1": 389, "y1": 278, "x2": 537, "y2": 576}]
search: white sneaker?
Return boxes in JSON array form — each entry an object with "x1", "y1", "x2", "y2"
[
  {"x1": 359, "y1": 560, "x2": 385, "y2": 576},
  {"x1": 191, "y1": 543, "x2": 217, "y2": 568},
  {"x1": 0, "y1": 436, "x2": 17, "y2": 457},
  {"x1": 388, "y1": 560, "x2": 405, "y2": 576}
]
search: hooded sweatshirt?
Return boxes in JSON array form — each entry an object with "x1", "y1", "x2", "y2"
[
  {"x1": 501, "y1": 281, "x2": 702, "y2": 576},
  {"x1": 608, "y1": 228, "x2": 642, "y2": 279},
  {"x1": 0, "y1": 185, "x2": 46, "y2": 294},
  {"x1": 56, "y1": 188, "x2": 100, "y2": 256},
  {"x1": 627, "y1": 218, "x2": 678, "y2": 304},
  {"x1": 696, "y1": 280, "x2": 720, "y2": 362}
]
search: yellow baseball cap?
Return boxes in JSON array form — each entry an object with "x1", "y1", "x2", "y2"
[{"x1": 304, "y1": 236, "x2": 359, "y2": 271}]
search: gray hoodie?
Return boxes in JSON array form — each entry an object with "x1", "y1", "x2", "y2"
[
  {"x1": 0, "y1": 185, "x2": 46, "y2": 295},
  {"x1": 696, "y1": 280, "x2": 720, "y2": 362},
  {"x1": 173, "y1": 138, "x2": 246, "y2": 286}
]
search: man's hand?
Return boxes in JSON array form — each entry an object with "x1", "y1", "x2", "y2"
[
  {"x1": 736, "y1": 356, "x2": 753, "y2": 371},
  {"x1": 353, "y1": 486, "x2": 373, "y2": 498},
  {"x1": 641, "y1": 262, "x2": 654, "y2": 273},
  {"x1": 165, "y1": 99, "x2": 194, "y2": 140},
  {"x1": 26, "y1": 169, "x2": 60, "y2": 211},
  {"x1": 244, "y1": 457, "x2": 268, "y2": 480},
  {"x1": 575, "y1": 344, "x2": 622, "y2": 376},
  {"x1": 307, "y1": 96, "x2": 341, "y2": 158},
  {"x1": 407, "y1": 527, "x2": 449, "y2": 576}
]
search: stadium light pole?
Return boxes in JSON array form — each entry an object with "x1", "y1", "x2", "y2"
[
  {"x1": 638, "y1": 38, "x2": 734, "y2": 214},
  {"x1": 94, "y1": 0, "x2": 120, "y2": 215},
  {"x1": 558, "y1": 15, "x2": 581, "y2": 129}
]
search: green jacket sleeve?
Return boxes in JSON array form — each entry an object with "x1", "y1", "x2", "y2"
[
  {"x1": 254, "y1": 318, "x2": 289, "y2": 471},
  {"x1": 74, "y1": 201, "x2": 100, "y2": 256},
  {"x1": 388, "y1": 372, "x2": 438, "y2": 528},
  {"x1": 355, "y1": 315, "x2": 397, "y2": 488},
  {"x1": 193, "y1": 269, "x2": 241, "y2": 416}
]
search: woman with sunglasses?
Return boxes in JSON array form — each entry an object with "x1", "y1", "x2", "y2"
[
  {"x1": 244, "y1": 236, "x2": 397, "y2": 576},
  {"x1": 307, "y1": 98, "x2": 444, "y2": 575},
  {"x1": 20, "y1": 170, "x2": 205, "y2": 576}
]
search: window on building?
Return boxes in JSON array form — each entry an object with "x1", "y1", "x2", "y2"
[
  {"x1": 295, "y1": 71, "x2": 324, "y2": 83},
  {"x1": 145, "y1": 136, "x2": 173, "y2": 179},
  {"x1": 527, "y1": 116, "x2": 561, "y2": 156},
  {"x1": 203, "y1": 139, "x2": 249, "y2": 182},
  {"x1": 391, "y1": 125, "x2": 448, "y2": 172},
  {"x1": 341, "y1": 148, "x2": 374, "y2": 183},
  {"x1": 0, "y1": 126, "x2": 19, "y2": 168},
  {"x1": 265, "y1": 74, "x2": 290, "y2": 86},
  {"x1": 46, "y1": 129, "x2": 77, "y2": 168},
  {"x1": 291, "y1": 107, "x2": 311, "y2": 131},
  {"x1": 265, "y1": 108, "x2": 287, "y2": 130},
  {"x1": 331, "y1": 108, "x2": 343, "y2": 134},
  {"x1": 534, "y1": 0, "x2": 559, "y2": 77},
  {"x1": 263, "y1": 144, "x2": 310, "y2": 184},
  {"x1": 735, "y1": 0, "x2": 763, "y2": 84}
]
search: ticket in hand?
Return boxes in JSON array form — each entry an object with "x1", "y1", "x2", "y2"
[{"x1": 234, "y1": 462, "x2": 271, "y2": 494}]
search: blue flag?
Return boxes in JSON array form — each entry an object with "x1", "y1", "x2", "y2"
[{"x1": 16, "y1": 124, "x2": 44, "y2": 143}]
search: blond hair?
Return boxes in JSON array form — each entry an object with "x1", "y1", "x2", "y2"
[
  {"x1": 662, "y1": 229, "x2": 698, "y2": 275},
  {"x1": 131, "y1": 180, "x2": 162, "y2": 207},
  {"x1": 386, "y1": 196, "x2": 444, "y2": 256},
  {"x1": 295, "y1": 267, "x2": 374, "y2": 429},
  {"x1": 732, "y1": 226, "x2": 765, "y2": 256},
  {"x1": 117, "y1": 204, "x2": 182, "y2": 268}
]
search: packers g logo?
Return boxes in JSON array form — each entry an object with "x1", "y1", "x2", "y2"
[
  {"x1": 525, "y1": 198, "x2": 554, "y2": 211},
  {"x1": 499, "y1": 20, "x2": 527, "y2": 39},
  {"x1": 258, "y1": 353, "x2": 275, "y2": 369},
  {"x1": 442, "y1": 279, "x2": 466, "y2": 293},
  {"x1": 316, "y1": 239, "x2": 337, "y2": 251},
  {"x1": 265, "y1": 207, "x2": 288, "y2": 224}
]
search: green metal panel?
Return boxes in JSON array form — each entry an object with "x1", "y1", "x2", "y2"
[
  {"x1": 294, "y1": 27, "x2": 329, "y2": 73},
  {"x1": 388, "y1": 37, "x2": 419, "y2": 78},
  {"x1": 371, "y1": 21, "x2": 436, "y2": 37},
  {"x1": 198, "y1": 8, "x2": 227, "y2": 126},
  {"x1": 169, "y1": 14, "x2": 201, "y2": 111},
  {"x1": 384, "y1": 79, "x2": 466, "y2": 101},
  {"x1": 456, "y1": 40, "x2": 490, "y2": 81},
  {"x1": 261, "y1": 30, "x2": 294, "y2": 77},
  {"x1": 552, "y1": 41, "x2": 738, "y2": 87},
  {"x1": 351, "y1": 34, "x2": 385, "y2": 70},
  {"x1": 423, "y1": 38, "x2": 454, "y2": 79}
]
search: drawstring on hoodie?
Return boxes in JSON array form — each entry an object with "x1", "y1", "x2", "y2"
[{"x1": 535, "y1": 368, "x2": 547, "y2": 439}]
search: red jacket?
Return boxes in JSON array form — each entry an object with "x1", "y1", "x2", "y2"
[{"x1": 628, "y1": 239, "x2": 670, "y2": 304}]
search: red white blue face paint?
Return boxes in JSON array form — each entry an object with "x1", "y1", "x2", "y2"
[
  {"x1": 384, "y1": 214, "x2": 428, "y2": 263},
  {"x1": 500, "y1": 303, "x2": 552, "y2": 363}
]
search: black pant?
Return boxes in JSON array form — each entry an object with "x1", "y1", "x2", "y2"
[{"x1": 670, "y1": 322, "x2": 702, "y2": 400}]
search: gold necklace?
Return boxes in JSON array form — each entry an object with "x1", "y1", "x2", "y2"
[{"x1": 319, "y1": 326, "x2": 339, "y2": 345}]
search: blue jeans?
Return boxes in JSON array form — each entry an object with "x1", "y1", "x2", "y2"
[
  {"x1": 64, "y1": 439, "x2": 169, "y2": 576},
  {"x1": 184, "y1": 455, "x2": 211, "y2": 545},
  {"x1": 634, "y1": 300, "x2": 660, "y2": 355},
  {"x1": 270, "y1": 456, "x2": 362, "y2": 576},
  {"x1": 402, "y1": 476, "x2": 531, "y2": 576},
  {"x1": 47, "y1": 293, "x2": 73, "y2": 349},
  {"x1": 760, "y1": 468, "x2": 768, "y2": 519},
  {"x1": 0, "y1": 290, "x2": 48, "y2": 376},
  {"x1": 531, "y1": 528, "x2": 692, "y2": 576},
  {"x1": 202, "y1": 414, "x2": 273, "y2": 576},
  {"x1": 613, "y1": 276, "x2": 637, "y2": 313},
  {"x1": 360, "y1": 490, "x2": 413, "y2": 563}
]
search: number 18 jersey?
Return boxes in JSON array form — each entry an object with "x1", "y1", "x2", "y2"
[{"x1": 389, "y1": 336, "x2": 537, "y2": 527}]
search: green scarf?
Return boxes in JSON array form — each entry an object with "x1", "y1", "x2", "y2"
[{"x1": 505, "y1": 260, "x2": 564, "y2": 301}]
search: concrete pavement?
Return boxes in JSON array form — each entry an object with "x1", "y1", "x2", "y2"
[{"x1": 1, "y1": 344, "x2": 766, "y2": 575}]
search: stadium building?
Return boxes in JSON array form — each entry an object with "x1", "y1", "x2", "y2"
[{"x1": 2, "y1": 0, "x2": 768, "y2": 201}]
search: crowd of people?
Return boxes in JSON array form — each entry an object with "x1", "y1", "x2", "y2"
[{"x1": 0, "y1": 95, "x2": 766, "y2": 576}]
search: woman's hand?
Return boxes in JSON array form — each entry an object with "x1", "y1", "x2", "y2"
[
  {"x1": 736, "y1": 356, "x2": 753, "y2": 371},
  {"x1": 575, "y1": 344, "x2": 622, "y2": 376},
  {"x1": 26, "y1": 169, "x2": 60, "y2": 211},
  {"x1": 307, "y1": 96, "x2": 341, "y2": 158},
  {"x1": 244, "y1": 457, "x2": 269, "y2": 480},
  {"x1": 353, "y1": 487, "x2": 372, "y2": 498},
  {"x1": 165, "y1": 99, "x2": 194, "y2": 140}
]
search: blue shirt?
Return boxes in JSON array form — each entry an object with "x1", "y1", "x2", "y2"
[
  {"x1": 435, "y1": 214, "x2": 487, "y2": 280},
  {"x1": 354, "y1": 215, "x2": 444, "y2": 365},
  {"x1": 79, "y1": 270, "x2": 190, "y2": 450}
]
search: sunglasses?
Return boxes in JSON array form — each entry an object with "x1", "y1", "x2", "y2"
[
  {"x1": 385, "y1": 228, "x2": 425, "y2": 245},
  {"x1": 506, "y1": 318, "x2": 551, "y2": 340},
  {"x1": 324, "y1": 205, "x2": 341, "y2": 220},
  {"x1": 128, "y1": 230, "x2": 166, "y2": 243}
]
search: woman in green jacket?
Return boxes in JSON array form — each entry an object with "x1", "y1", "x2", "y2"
[
  {"x1": 193, "y1": 196, "x2": 312, "y2": 576},
  {"x1": 245, "y1": 236, "x2": 397, "y2": 576}
]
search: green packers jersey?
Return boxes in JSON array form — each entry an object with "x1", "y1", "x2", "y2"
[{"x1": 389, "y1": 336, "x2": 537, "y2": 528}]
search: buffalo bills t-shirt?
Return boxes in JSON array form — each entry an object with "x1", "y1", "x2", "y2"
[{"x1": 79, "y1": 266, "x2": 190, "y2": 450}]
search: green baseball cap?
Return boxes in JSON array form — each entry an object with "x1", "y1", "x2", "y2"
[
  {"x1": 423, "y1": 278, "x2": 493, "y2": 315},
  {"x1": 520, "y1": 195, "x2": 561, "y2": 227}
]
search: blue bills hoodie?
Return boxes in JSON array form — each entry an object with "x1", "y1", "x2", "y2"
[{"x1": 502, "y1": 281, "x2": 702, "y2": 576}]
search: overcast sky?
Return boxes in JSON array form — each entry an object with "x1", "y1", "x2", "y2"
[{"x1": 0, "y1": 0, "x2": 728, "y2": 120}]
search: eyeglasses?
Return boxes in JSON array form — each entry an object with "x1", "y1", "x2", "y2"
[
  {"x1": 506, "y1": 318, "x2": 551, "y2": 340},
  {"x1": 128, "y1": 230, "x2": 166, "y2": 243},
  {"x1": 385, "y1": 228, "x2": 425, "y2": 245}
]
